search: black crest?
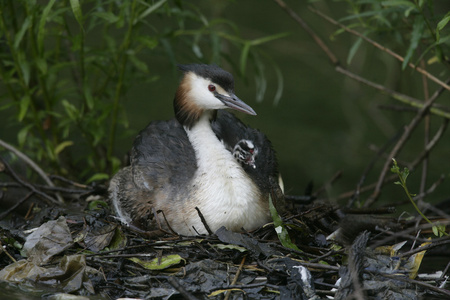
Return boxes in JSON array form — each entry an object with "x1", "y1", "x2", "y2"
[{"x1": 178, "y1": 64, "x2": 235, "y2": 93}]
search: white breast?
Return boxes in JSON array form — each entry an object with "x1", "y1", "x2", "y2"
[{"x1": 181, "y1": 114, "x2": 269, "y2": 235}]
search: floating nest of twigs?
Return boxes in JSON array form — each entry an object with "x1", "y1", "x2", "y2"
[{"x1": 0, "y1": 154, "x2": 449, "y2": 300}]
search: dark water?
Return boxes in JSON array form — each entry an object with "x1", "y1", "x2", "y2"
[
  {"x1": 0, "y1": 281, "x2": 110, "y2": 300},
  {"x1": 0, "y1": 281, "x2": 47, "y2": 300}
]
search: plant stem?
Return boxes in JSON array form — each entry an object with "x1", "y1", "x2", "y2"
[{"x1": 107, "y1": 0, "x2": 137, "y2": 167}]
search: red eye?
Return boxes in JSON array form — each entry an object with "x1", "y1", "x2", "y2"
[{"x1": 208, "y1": 84, "x2": 216, "y2": 92}]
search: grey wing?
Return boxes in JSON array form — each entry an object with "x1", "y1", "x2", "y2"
[
  {"x1": 131, "y1": 118, "x2": 197, "y2": 194},
  {"x1": 110, "y1": 118, "x2": 197, "y2": 230}
]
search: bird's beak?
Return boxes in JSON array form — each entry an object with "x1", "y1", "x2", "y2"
[{"x1": 215, "y1": 93, "x2": 257, "y2": 115}]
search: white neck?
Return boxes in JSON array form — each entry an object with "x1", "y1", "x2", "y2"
[{"x1": 182, "y1": 112, "x2": 269, "y2": 235}]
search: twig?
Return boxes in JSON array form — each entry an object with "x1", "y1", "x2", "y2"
[
  {"x1": 272, "y1": 0, "x2": 450, "y2": 114},
  {"x1": 309, "y1": 249, "x2": 345, "y2": 263},
  {"x1": 398, "y1": 238, "x2": 450, "y2": 259},
  {"x1": 309, "y1": 6, "x2": 450, "y2": 92},
  {"x1": 0, "y1": 156, "x2": 59, "y2": 204},
  {"x1": 224, "y1": 255, "x2": 247, "y2": 300},
  {"x1": 0, "y1": 241, "x2": 16, "y2": 263},
  {"x1": 420, "y1": 59, "x2": 430, "y2": 197},
  {"x1": 313, "y1": 170, "x2": 342, "y2": 198},
  {"x1": 377, "y1": 104, "x2": 418, "y2": 113},
  {"x1": 370, "y1": 221, "x2": 450, "y2": 249},
  {"x1": 442, "y1": 261, "x2": 450, "y2": 280},
  {"x1": 335, "y1": 66, "x2": 450, "y2": 119},
  {"x1": 347, "y1": 129, "x2": 402, "y2": 207},
  {"x1": 407, "y1": 118, "x2": 449, "y2": 171},
  {"x1": 0, "y1": 139, "x2": 64, "y2": 203},
  {"x1": 167, "y1": 276, "x2": 199, "y2": 300},
  {"x1": 339, "y1": 117, "x2": 447, "y2": 203},
  {"x1": 372, "y1": 271, "x2": 450, "y2": 297},
  {"x1": 49, "y1": 174, "x2": 89, "y2": 189},
  {"x1": 272, "y1": 0, "x2": 339, "y2": 65},
  {"x1": 0, "y1": 191, "x2": 34, "y2": 221},
  {"x1": 195, "y1": 206, "x2": 214, "y2": 235},
  {"x1": 365, "y1": 83, "x2": 442, "y2": 206},
  {"x1": 0, "y1": 182, "x2": 92, "y2": 195}
]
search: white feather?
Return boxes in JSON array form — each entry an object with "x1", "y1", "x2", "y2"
[
  {"x1": 181, "y1": 113, "x2": 269, "y2": 235},
  {"x1": 187, "y1": 73, "x2": 230, "y2": 109}
]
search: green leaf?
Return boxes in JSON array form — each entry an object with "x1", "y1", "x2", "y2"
[
  {"x1": 129, "y1": 54, "x2": 149, "y2": 73},
  {"x1": 45, "y1": 139, "x2": 56, "y2": 161},
  {"x1": 62, "y1": 100, "x2": 78, "y2": 120},
  {"x1": 54, "y1": 141, "x2": 74, "y2": 155},
  {"x1": 273, "y1": 64, "x2": 284, "y2": 106},
  {"x1": 37, "y1": 0, "x2": 57, "y2": 54},
  {"x1": 347, "y1": 37, "x2": 363, "y2": 65},
  {"x1": 110, "y1": 156, "x2": 122, "y2": 175},
  {"x1": 17, "y1": 124, "x2": 34, "y2": 146},
  {"x1": 254, "y1": 59, "x2": 267, "y2": 102},
  {"x1": 17, "y1": 52, "x2": 30, "y2": 86},
  {"x1": 137, "y1": 36, "x2": 158, "y2": 49},
  {"x1": 13, "y1": 16, "x2": 31, "y2": 50},
  {"x1": 437, "y1": 12, "x2": 450, "y2": 31},
  {"x1": 83, "y1": 86, "x2": 94, "y2": 110},
  {"x1": 390, "y1": 159, "x2": 400, "y2": 174},
  {"x1": 87, "y1": 199, "x2": 108, "y2": 211},
  {"x1": 436, "y1": 12, "x2": 450, "y2": 41},
  {"x1": 86, "y1": 173, "x2": 109, "y2": 183},
  {"x1": 249, "y1": 32, "x2": 290, "y2": 47},
  {"x1": 381, "y1": 1, "x2": 416, "y2": 9},
  {"x1": 134, "y1": 0, "x2": 167, "y2": 25},
  {"x1": 18, "y1": 95, "x2": 31, "y2": 121},
  {"x1": 432, "y1": 226, "x2": 438, "y2": 237},
  {"x1": 92, "y1": 11, "x2": 120, "y2": 24},
  {"x1": 108, "y1": 227, "x2": 127, "y2": 250},
  {"x1": 129, "y1": 254, "x2": 184, "y2": 270},
  {"x1": 239, "y1": 42, "x2": 251, "y2": 75},
  {"x1": 269, "y1": 195, "x2": 301, "y2": 252},
  {"x1": 402, "y1": 17, "x2": 425, "y2": 70},
  {"x1": 69, "y1": 0, "x2": 83, "y2": 28},
  {"x1": 35, "y1": 58, "x2": 48, "y2": 75}
]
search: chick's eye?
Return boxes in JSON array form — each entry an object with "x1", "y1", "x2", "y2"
[{"x1": 208, "y1": 84, "x2": 216, "y2": 92}]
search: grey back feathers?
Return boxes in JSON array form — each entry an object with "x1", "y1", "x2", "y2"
[{"x1": 132, "y1": 110, "x2": 278, "y2": 195}]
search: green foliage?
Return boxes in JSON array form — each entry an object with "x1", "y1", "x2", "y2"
[
  {"x1": 0, "y1": 0, "x2": 285, "y2": 180},
  {"x1": 337, "y1": 0, "x2": 450, "y2": 68},
  {"x1": 391, "y1": 159, "x2": 447, "y2": 237},
  {"x1": 269, "y1": 195, "x2": 302, "y2": 252}
]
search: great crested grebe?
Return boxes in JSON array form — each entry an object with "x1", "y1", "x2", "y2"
[{"x1": 109, "y1": 64, "x2": 284, "y2": 236}]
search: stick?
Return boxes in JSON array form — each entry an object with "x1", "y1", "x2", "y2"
[
  {"x1": 224, "y1": 255, "x2": 247, "y2": 300},
  {"x1": 0, "y1": 156, "x2": 59, "y2": 204},
  {"x1": 309, "y1": 6, "x2": 450, "y2": 92},
  {"x1": 0, "y1": 139, "x2": 64, "y2": 203},
  {"x1": 195, "y1": 207, "x2": 214, "y2": 235}
]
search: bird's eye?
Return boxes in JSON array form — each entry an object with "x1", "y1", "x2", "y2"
[{"x1": 208, "y1": 84, "x2": 216, "y2": 92}]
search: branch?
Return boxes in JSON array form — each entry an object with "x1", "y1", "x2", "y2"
[
  {"x1": 0, "y1": 156, "x2": 59, "y2": 204},
  {"x1": 365, "y1": 97, "x2": 447, "y2": 206},
  {"x1": 335, "y1": 67, "x2": 450, "y2": 119},
  {"x1": 272, "y1": 0, "x2": 339, "y2": 65},
  {"x1": 309, "y1": 6, "x2": 450, "y2": 92},
  {"x1": 408, "y1": 118, "x2": 449, "y2": 171},
  {"x1": 0, "y1": 139, "x2": 64, "y2": 203}
]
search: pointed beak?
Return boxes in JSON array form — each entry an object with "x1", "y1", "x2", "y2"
[{"x1": 215, "y1": 92, "x2": 256, "y2": 115}]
